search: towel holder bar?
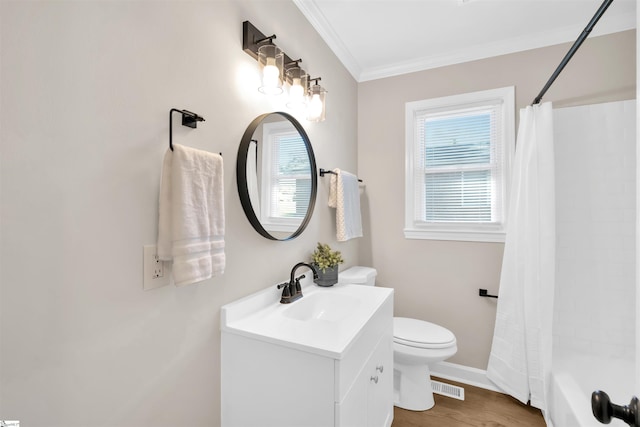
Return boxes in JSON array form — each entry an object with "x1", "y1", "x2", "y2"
[
  {"x1": 319, "y1": 168, "x2": 363, "y2": 183},
  {"x1": 169, "y1": 108, "x2": 206, "y2": 152},
  {"x1": 479, "y1": 288, "x2": 498, "y2": 298}
]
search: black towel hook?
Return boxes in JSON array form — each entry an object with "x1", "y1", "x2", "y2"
[{"x1": 169, "y1": 108, "x2": 205, "y2": 151}]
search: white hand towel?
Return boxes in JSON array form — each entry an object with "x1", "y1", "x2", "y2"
[
  {"x1": 157, "y1": 144, "x2": 225, "y2": 286},
  {"x1": 328, "y1": 168, "x2": 362, "y2": 241}
]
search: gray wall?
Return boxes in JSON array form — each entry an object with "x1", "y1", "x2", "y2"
[
  {"x1": 357, "y1": 30, "x2": 636, "y2": 369},
  {"x1": 0, "y1": 1, "x2": 358, "y2": 426},
  {"x1": 0, "y1": 1, "x2": 636, "y2": 425}
]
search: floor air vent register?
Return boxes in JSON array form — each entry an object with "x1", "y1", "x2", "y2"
[{"x1": 431, "y1": 380, "x2": 465, "y2": 401}]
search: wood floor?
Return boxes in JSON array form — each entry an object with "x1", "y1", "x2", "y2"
[{"x1": 391, "y1": 377, "x2": 546, "y2": 427}]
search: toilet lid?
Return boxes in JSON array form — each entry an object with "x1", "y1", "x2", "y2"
[{"x1": 393, "y1": 317, "x2": 456, "y2": 349}]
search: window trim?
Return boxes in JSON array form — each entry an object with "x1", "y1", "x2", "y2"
[
  {"x1": 404, "y1": 86, "x2": 515, "y2": 242},
  {"x1": 260, "y1": 121, "x2": 311, "y2": 233}
]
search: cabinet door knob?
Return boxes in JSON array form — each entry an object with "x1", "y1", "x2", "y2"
[
  {"x1": 370, "y1": 375, "x2": 379, "y2": 384},
  {"x1": 376, "y1": 365, "x2": 384, "y2": 373}
]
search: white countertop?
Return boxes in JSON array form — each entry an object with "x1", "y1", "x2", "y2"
[{"x1": 221, "y1": 279, "x2": 393, "y2": 359}]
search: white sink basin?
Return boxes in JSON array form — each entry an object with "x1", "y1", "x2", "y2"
[
  {"x1": 282, "y1": 292, "x2": 361, "y2": 322},
  {"x1": 221, "y1": 277, "x2": 393, "y2": 358}
]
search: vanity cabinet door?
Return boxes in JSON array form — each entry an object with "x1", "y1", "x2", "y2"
[
  {"x1": 336, "y1": 333, "x2": 393, "y2": 427},
  {"x1": 366, "y1": 333, "x2": 393, "y2": 427},
  {"x1": 336, "y1": 369, "x2": 368, "y2": 426},
  {"x1": 221, "y1": 332, "x2": 335, "y2": 427}
]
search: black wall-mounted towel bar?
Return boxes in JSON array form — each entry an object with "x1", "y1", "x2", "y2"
[
  {"x1": 479, "y1": 289, "x2": 498, "y2": 298},
  {"x1": 169, "y1": 108, "x2": 205, "y2": 151},
  {"x1": 319, "y1": 168, "x2": 363, "y2": 183}
]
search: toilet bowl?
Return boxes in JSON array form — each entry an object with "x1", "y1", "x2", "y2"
[
  {"x1": 338, "y1": 266, "x2": 458, "y2": 411},
  {"x1": 393, "y1": 317, "x2": 457, "y2": 410}
]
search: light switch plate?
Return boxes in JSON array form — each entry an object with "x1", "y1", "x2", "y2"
[{"x1": 143, "y1": 245, "x2": 171, "y2": 290}]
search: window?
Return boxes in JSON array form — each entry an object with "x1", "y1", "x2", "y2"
[
  {"x1": 260, "y1": 121, "x2": 312, "y2": 232},
  {"x1": 405, "y1": 87, "x2": 515, "y2": 242}
]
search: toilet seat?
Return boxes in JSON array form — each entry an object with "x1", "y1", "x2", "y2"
[{"x1": 393, "y1": 317, "x2": 456, "y2": 349}]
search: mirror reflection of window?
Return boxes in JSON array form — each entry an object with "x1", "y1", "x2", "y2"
[
  {"x1": 247, "y1": 139, "x2": 261, "y2": 213},
  {"x1": 237, "y1": 111, "x2": 317, "y2": 241},
  {"x1": 261, "y1": 121, "x2": 311, "y2": 232}
]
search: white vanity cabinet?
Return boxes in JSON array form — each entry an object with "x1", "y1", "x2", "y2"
[
  {"x1": 337, "y1": 331, "x2": 393, "y2": 427},
  {"x1": 221, "y1": 284, "x2": 393, "y2": 427}
]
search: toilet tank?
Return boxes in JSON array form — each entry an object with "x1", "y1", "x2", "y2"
[{"x1": 338, "y1": 266, "x2": 377, "y2": 286}]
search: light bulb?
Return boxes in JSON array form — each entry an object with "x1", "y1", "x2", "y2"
[
  {"x1": 257, "y1": 45, "x2": 283, "y2": 95},
  {"x1": 308, "y1": 93, "x2": 323, "y2": 119},
  {"x1": 262, "y1": 64, "x2": 280, "y2": 91},
  {"x1": 287, "y1": 78, "x2": 305, "y2": 108}
]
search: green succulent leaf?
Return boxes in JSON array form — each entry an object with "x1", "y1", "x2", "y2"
[{"x1": 311, "y1": 242, "x2": 344, "y2": 273}]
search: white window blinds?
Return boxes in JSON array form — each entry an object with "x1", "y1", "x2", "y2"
[
  {"x1": 415, "y1": 105, "x2": 503, "y2": 224},
  {"x1": 404, "y1": 86, "x2": 515, "y2": 242},
  {"x1": 268, "y1": 131, "x2": 312, "y2": 220}
]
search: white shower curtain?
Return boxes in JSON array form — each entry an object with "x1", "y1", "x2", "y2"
[{"x1": 486, "y1": 102, "x2": 555, "y2": 419}]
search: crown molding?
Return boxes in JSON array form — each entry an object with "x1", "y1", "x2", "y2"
[
  {"x1": 359, "y1": 12, "x2": 635, "y2": 81},
  {"x1": 292, "y1": 0, "x2": 362, "y2": 81},
  {"x1": 294, "y1": 0, "x2": 636, "y2": 82}
]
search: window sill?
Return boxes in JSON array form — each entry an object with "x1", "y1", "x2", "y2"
[
  {"x1": 403, "y1": 228, "x2": 505, "y2": 243},
  {"x1": 261, "y1": 220, "x2": 299, "y2": 234}
]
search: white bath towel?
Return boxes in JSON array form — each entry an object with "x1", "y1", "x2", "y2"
[
  {"x1": 157, "y1": 144, "x2": 225, "y2": 286},
  {"x1": 328, "y1": 168, "x2": 362, "y2": 241}
]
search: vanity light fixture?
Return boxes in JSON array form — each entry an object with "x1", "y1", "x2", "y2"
[
  {"x1": 285, "y1": 62, "x2": 308, "y2": 110},
  {"x1": 242, "y1": 21, "x2": 327, "y2": 121},
  {"x1": 307, "y1": 78, "x2": 327, "y2": 122},
  {"x1": 257, "y1": 42, "x2": 283, "y2": 95}
]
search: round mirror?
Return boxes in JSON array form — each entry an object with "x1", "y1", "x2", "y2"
[{"x1": 237, "y1": 112, "x2": 317, "y2": 241}]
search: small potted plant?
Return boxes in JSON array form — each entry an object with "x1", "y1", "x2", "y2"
[{"x1": 311, "y1": 242, "x2": 344, "y2": 287}]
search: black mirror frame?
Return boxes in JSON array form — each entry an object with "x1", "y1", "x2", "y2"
[{"x1": 236, "y1": 112, "x2": 318, "y2": 241}]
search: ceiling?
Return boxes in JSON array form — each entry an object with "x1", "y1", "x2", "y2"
[{"x1": 293, "y1": 0, "x2": 637, "y2": 82}]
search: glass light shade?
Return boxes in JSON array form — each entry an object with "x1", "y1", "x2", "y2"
[
  {"x1": 306, "y1": 84, "x2": 327, "y2": 122},
  {"x1": 258, "y1": 44, "x2": 283, "y2": 95},
  {"x1": 286, "y1": 67, "x2": 308, "y2": 109}
]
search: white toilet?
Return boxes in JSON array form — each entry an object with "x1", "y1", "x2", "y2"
[{"x1": 338, "y1": 266, "x2": 458, "y2": 411}]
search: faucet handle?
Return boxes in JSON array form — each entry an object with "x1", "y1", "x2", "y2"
[
  {"x1": 294, "y1": 275, "x2": 306, "y2": 293},
  {"x1": 279, "y1": 283, "x2": 291, "y2": 298},
  {"x1": 277, "y1": 282, "x2": 289, "y2": 289}
]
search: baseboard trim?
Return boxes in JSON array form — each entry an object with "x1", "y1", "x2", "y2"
[{"x1": 430, "y1": 361, "x2": 502, "y2": 393}]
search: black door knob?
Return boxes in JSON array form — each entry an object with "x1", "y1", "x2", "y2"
[{"x1": 592, "y1": 390, "x2": 640, "y2": 426}]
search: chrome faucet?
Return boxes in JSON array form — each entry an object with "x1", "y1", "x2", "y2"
[{"x1": 277, "y1": 262, "x2": 319, "y2": 304}]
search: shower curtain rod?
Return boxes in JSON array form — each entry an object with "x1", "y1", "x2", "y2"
[{"x1": 532, "y1": 0, "x2": 614, "y2": 105}]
